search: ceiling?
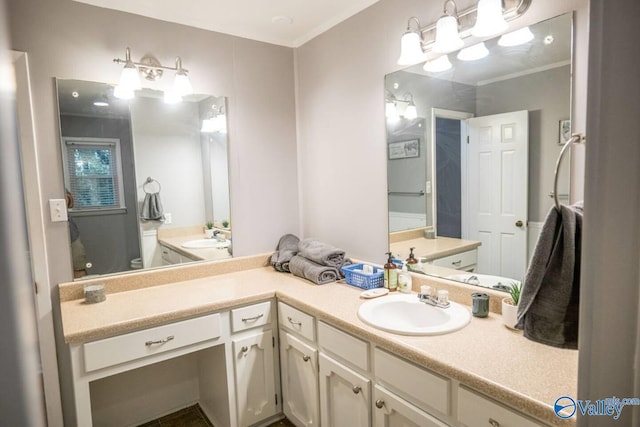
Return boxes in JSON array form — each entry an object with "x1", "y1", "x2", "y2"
[{"x1": 73, "y1": 0, "x2": 382, "y2": 48}]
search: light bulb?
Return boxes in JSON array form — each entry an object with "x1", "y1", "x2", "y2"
[
  {"x1": 403, "y1": 104, "x2": 418, "y2": 120},
  {"x1": 472, "y1": 0, "x2": 508, "y2": 38},
  {"x1": 498, "y1": 26, "x2": 534, "y2": 47},
  {"x1": 118, "y1": 64, "x2": 141, "y2": 91},
  {"x1": 163, "y1": 89, "x2": 182, "y2": 104},
  {"x1": 174, "y1": 71, "x2": 193, "y2": 96},
  {"x1": 201, "y1": 118, "x2": 216, "y2": 133},
  {"x1": 433, "y1": 15, "x2": 464, "y2": 53},
  {"x1": 397, "y1": 31, "x2": 426, "y2": 66},
  {"x1": 457, "y1": 42, "x2": 489, "y2": 61},
  {"x1": 423, "y1": 55, "x2": 452, "y2": 73},
  {"x1": 385, "y1": 101, "x2": 398, "y2": 118},
  {"x1": 113, "y1": 85, "x2": 134, "y2": 100}
]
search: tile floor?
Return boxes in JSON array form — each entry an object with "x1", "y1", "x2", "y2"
[{"x1": 137, "y1": 404, "x2": 296, "y2": 427}]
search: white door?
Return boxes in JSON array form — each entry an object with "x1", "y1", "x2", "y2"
[
  {"x1": 233, "y1": 330, "x2": 278, "y2": 427},
  {"x1": 373, "y1": 386, "x2": 448, "y2": 427},
  {"x1": 319, "y1": 353, "x2": 371, "y2": 427},
  {"x1": 280, "y1": 331, "x2": 319, "y2": 427},
  {"x1": 465, "y1": 110, "x2": 528, "y2": 280}
]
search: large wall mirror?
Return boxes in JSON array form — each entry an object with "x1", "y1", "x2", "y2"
[
  {"x1": 56, "y1": 79, "x2": 231, "y2": 278},
  {"x1": 386, "y1": 13, "x2": 574, "y2": 291}
]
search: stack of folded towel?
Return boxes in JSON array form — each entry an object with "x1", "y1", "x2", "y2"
[{"x1": 271, "y1": 235, "x2": 351, "y2": 285}]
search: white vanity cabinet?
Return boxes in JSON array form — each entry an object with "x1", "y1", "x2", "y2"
[
  {"x1": 428, "y1": 248, "x2": 477, "y2": 272},
  {"x1": 231, "y1": 301, "x2": 280, "y2": 427},
  {"x1": 278, "y1": 302, "x2": 320, "y2": 427},
  {"x1": 160, "y1": 243, "x2": 198, "y2": 265},
  {"x1": 373, "y1": 385, "x2": 448, "y2": 427},
  {"x1": 457, "y1": 386, "x2": 545, "y2": 427},
  {"x1": 318, "y1": 321, "x2": 372, "y2": 427}
]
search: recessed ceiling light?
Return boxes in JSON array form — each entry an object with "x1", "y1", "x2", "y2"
[
  {"x1": 272, "y1": 15, "x2": 293, "y2": 25},
  {"x1": 71, "y1": 91, "x2": 79, "y2": 98},
  {"x1": 544, "y1": 35, "x2": 554, "y2": 45},
  {"x1": 93, "y1": 96, "x2": 109, "y2": 107}
]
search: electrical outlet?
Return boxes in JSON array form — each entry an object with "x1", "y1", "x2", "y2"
[
  {"x1": 49, "y1": 199, "x2": 68, "y2": 222},
  {"x1": 164, "y1": 213, "x2": 172, "y2": 224}
]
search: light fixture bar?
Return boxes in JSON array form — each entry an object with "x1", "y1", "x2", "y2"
[
  {"x1": 113, "y1": 57, "x2": 189, "y2": 74},
  {"x1": 417, "y1": 0, "x2": 531, "y2": 50}
]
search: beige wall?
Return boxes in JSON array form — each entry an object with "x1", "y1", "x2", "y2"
[
  {"x1": 295, "y1": 0, "x2": 589, "y2": 263},
  {"x1": 7, "y1": 0, "x2": 299, "y2": 286}
]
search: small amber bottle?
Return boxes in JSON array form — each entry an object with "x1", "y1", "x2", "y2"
[
  {"x1": 406, "y1": 247, "x2": 418, "y2": 270},
  {"x1": 384, "y1": 252, "x2": 398, "y2": 291}
]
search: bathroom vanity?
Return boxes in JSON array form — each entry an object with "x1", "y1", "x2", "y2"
[{"x1": 59, "y1": 255, "x2": 576, "y2": 426}]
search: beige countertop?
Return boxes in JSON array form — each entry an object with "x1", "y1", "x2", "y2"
[
  {"x1": 390, "y1": 236, "x2": 481, "y2": 261},
  {"x1": 60, "y1": 258, "x2": 576, "y2": 426}
]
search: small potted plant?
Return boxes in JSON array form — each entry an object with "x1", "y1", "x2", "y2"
[
  {"x1": 221, "y1": 219, "x2": 230, "y2": 229},
  {"x1": 501, "y1": 281, "x2": 522, "y2": 329},
  {"x1": 204, "y1": 221, "x2": 215, "y2": 238}
]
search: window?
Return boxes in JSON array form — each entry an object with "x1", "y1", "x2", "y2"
[{"x1": 62, "y1": 137, "x2": 125, "y2": 211}]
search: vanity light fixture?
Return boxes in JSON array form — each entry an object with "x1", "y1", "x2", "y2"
[
  {"x1": 498, "y1": 26, "x2": 534, "y2": 46},
  {"x1": 402, "y1": 94, "x2": 418, "y2": 120},
  {"x1": 457, "y1": 42, "x2": 489, "y2": 61},
  {"x1": 113, "y1": 47, "x2": 194, "y2": 102},
  {"x1": 385, "y1": 99, "x2": 399, "y2": 120},
  {"x1": 386, "y1": 93, "x2": 418, "y2": 120},
  {"x1": 398, "y1": 0, "x2": 531, "y2": 57},
  {"x1": 423, "y1": 54, "x2": 453, "y2": 72},
  {"x1": 471, "y1": 0, "x2": 508, "y2": 38},
  {"x1": 397, "y1": 17, "x2": 427, "y2": 66},
  {"x1": 433, "y1": 0, "x2": 464, "y2": 53}
]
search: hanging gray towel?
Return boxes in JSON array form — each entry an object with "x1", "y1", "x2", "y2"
[
  {"x1": 140, "y1": 192, "x2": 164, "y2": 222},
  {"x1": 297, "y1": 238, "x2": 345, "y2": 268},
  {"x1": 271, "y1": 234, "x2": 300, "y2": 272},
  {"x1": 289, "y1": 255, "x2": 340, "y2": 285},
  {"x1": 516, "y1": 202, "x2": 583, "y2": 349}
]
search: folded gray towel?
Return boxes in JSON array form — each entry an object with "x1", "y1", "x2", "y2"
[
  {"x1": 298, "y1": 238, "x2": 345, "y2": 268},
  {"x1": 289, "y1": 255, "x2": 340, "y2": 285},
  {"x1": 271, "y1": 234, "x2": 300, "y2": 272},
  {"x1": 516, "y1": 202, "x2": 583, "y2": 349},
  {"x1": 140, "y1": 192, "x2": 164, "y2": 222}
]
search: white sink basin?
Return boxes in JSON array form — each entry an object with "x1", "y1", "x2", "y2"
[
  {"x1": 181, "y1": 239, "x2": 230, "y2": 249},
  {"x1": 357, "y1": 294, "x2": 471, "y2": 336}
]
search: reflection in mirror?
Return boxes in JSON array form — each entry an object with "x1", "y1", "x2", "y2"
[
  {"x1": 386, "y1": 13, "x2": 574, "y2": 292},
  {"x1": 56, "y1": 79, "x2": 231, "y2": 278}
]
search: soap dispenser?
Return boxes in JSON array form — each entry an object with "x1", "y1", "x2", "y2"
[
  {"x1": 384, "y1": 252, "x2": 398, "y2": 291},
  {"x1": 398, "y1": 262, "x2": 413, "y2": 293},
  {"x1": 406, "y1": 247, "x2": 418, "y2": 271}
]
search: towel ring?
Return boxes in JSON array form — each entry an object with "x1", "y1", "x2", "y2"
[
  {"x1": 553, "y1": 133, "x2": 586, "y2": 212},
  {"x1": 143, "y1": 177, "x2": 161, "y2": 194}
]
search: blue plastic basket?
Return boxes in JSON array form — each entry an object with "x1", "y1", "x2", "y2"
[{"x1": 341, "y1": 264, "x2": 384, "y2": 290}]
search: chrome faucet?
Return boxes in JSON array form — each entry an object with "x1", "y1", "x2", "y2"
[
  {"x1": 212, "y1": 230, "x2": 227, "y2": 242},
  {"x1": 417, "y1": 286, "x2": 450, "y2": 308}
]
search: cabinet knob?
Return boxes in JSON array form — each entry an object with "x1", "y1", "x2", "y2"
[
  {"x1": 352, "y1": 385, "x2": 361, "y2": 394},
  {"x1": 375, "y1": 399, "x2": 385, "y2": 408},
  {"x1": 241, "y1": 346, "x2": 249, "y2": 353},
  {"x1": 489, "y1": 418, "x2": 500, "y2": 427},
  {"x1": 302, "y1": 355, "x2": 310, "y2": 362}
]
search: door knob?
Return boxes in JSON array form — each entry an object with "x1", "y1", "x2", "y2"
[
  {"x1": 375, "y1": 399, "x2": 385, "y2": 408},
  {"x1": 515, "y1": 220, "x2": 524, "y2": 227}
]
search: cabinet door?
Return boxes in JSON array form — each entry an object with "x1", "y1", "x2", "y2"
[
  {"x1": 280, "y1": 331, "x2": 319, "y2": 427},
  {"x1": 319, "y1": 353, "x2": 370, "y2": 427},
  {"x1": 373, "y1": 385, "x2": 449, "y2": 427},
  {"x1": 233, "y1": 330, "x2": 277, "y2": 427}
]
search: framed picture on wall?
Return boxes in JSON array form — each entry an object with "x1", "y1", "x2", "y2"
[
  {"x1": 388, "y1": 139, "x2": 420, "y2": 160},
  {"x1": 559, "y1": 119, "x2": 571, "y2": 144}
]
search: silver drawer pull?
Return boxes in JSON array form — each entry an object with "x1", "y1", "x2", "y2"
[
  {"x1": 302, "y1": 355, "x2": 311, "y2": 362},
  {"x1": 287, "y1": 316, "x2": 302, "y2": 326},
  {"x1": 241, "y1": 346, "x2": 249, "y2": 353},
  {"x1": 488, "y1": 419, "x2": 500, "y2": 427},
  {"x1": 352, "y1": 385, "x2": 361, "y2": 394},
  {"x1": 375, "y1": 399, "x2": 385, "y2": 408},
  {"x1": 452, "y1": 260, "x2": 462, "y2": 266},
  {"x1": 145, "y1": 335, "x2": 174, "y2": 346},
  {"x1": 242, "y1": 313, "x2": 264, "y2": 322}
]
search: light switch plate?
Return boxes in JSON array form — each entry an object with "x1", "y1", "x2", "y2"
[
  {"x1": 49, "y1": 199, "x2": 68, "y2": 222},
  {"x1": 164, "y1": 213, "x2": 172, "y2": 224}
]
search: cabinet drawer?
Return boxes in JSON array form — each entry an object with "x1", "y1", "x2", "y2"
[
  {"x1": 160, "y1": 245, "x2": 179, "y2": 264},
  {"x1": 83, "y1": 313, "x2": 221, "y2": 372},
  {"x1": 278, "y1": 302, "x2": 315, "y2": 342},
  {"x1": 430, "y1": 249, "x2": 476, "y2": 270},
  {"x1": 231, "y1": 301, "x2": 272, "y2": 333},
  {"x1": 458, "y1": 386, "x2": 543, "y2": 427},
  {"x1": 318, "y1": 321, "x2": 369, "y2": 372},
  {"x1": 374, "y1": 348, "x2": 450, "y2": 415}
]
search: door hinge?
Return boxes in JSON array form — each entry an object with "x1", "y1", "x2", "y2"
[
  {"x1": 467, "y1": 135, "x2": 470, "y2": 144},
  {"x1": 34, "y1": 281, "x2": 39, "y2": 294},
  {"x1": 275, "y1": 394, "x2": 278, "y2": 405},
  {"x1": 272, "y1": 336, "x2": 275, "y2": 347}
]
